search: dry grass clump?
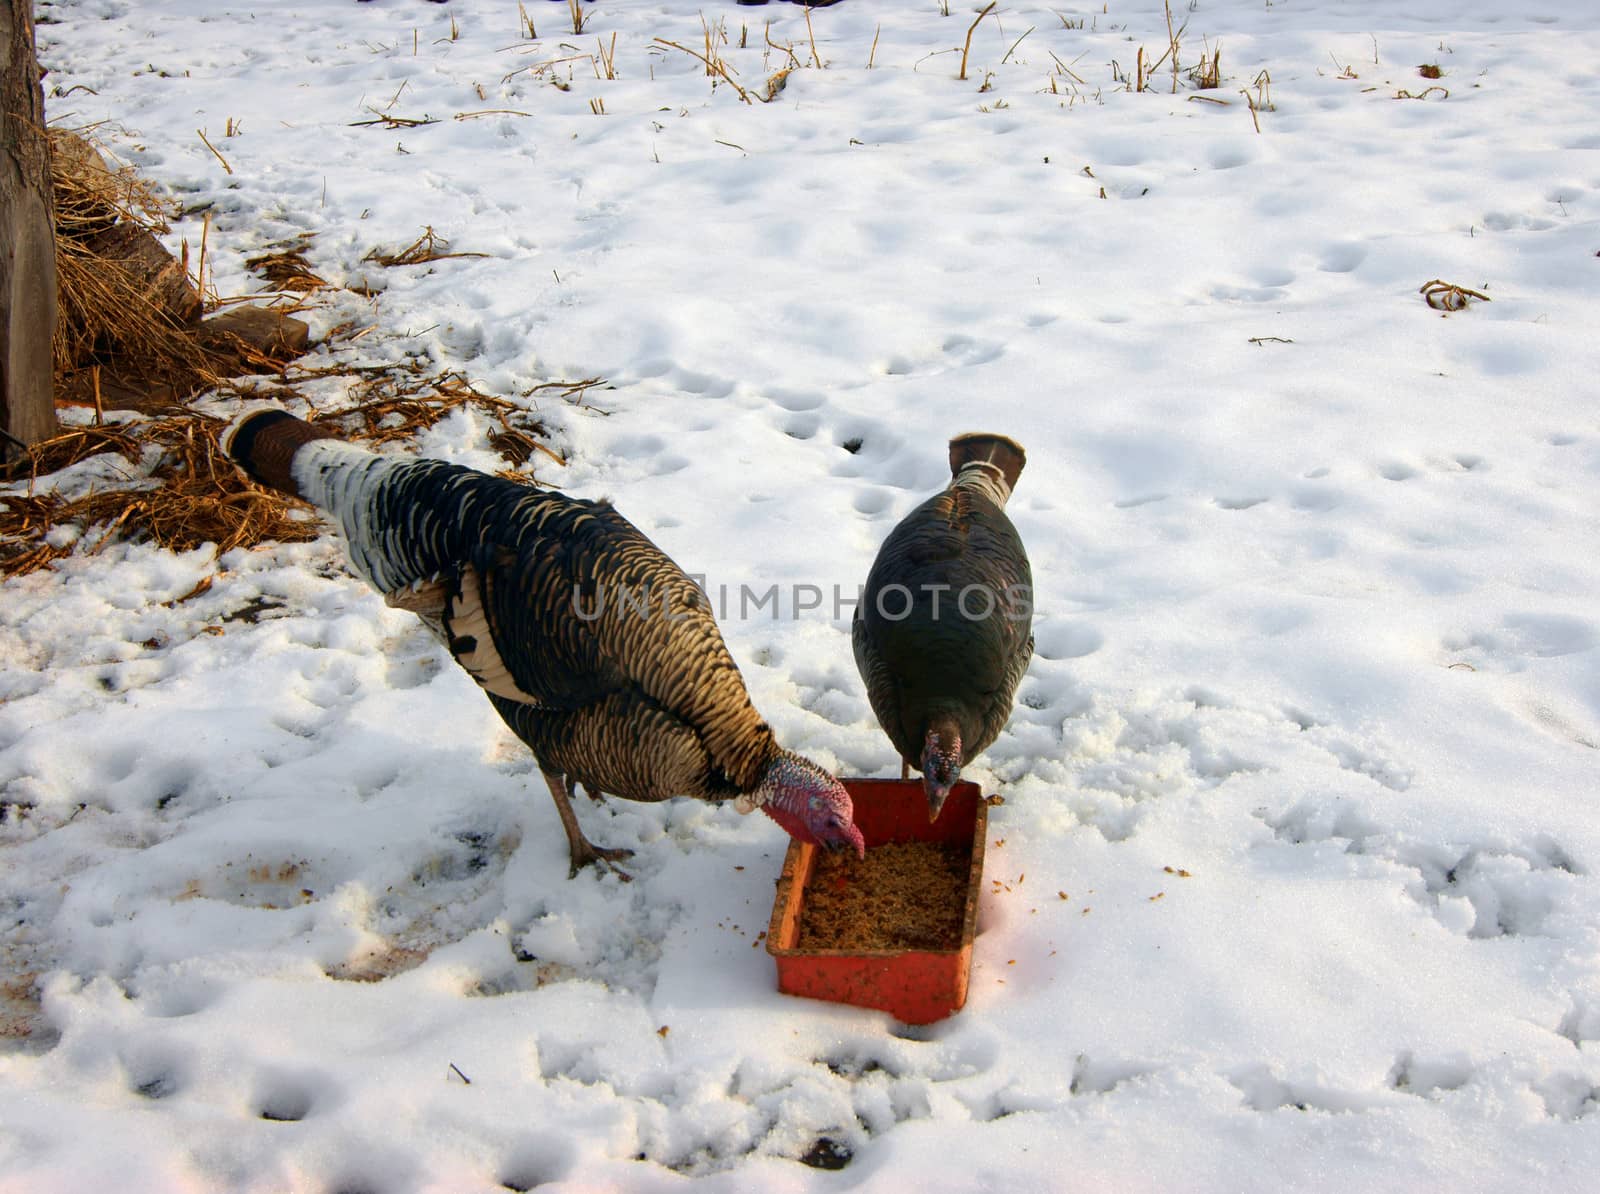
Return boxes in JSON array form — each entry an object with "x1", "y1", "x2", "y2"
[
  {"x1": 315, "y1": 368, "x2": 563, "y2": 462},
  {"x1": 1190, "y1": 40, "x2": 1222, "y2": 89},
  {"x1": 6, "y1": 133, "x2": 585, "y2": 580},
  {"x1": 49, "y1": 125, "x2": 172, "y2": 240},
  {"x1": 0, "y1": 415, "x2": 319, "y2": 577},
  {"x1": 3, "y1": 362, "x2": 592, "y2": 578},
  {"x1": 52, "y1": 248, "x2": 220, "y2": 408},
  {"x1": 362, "y1": 226, "x2": 488, "y2": 268},
  {"x1": 49, "y1": 128, "x2": 219, "y2": 404},
  {"x1": 2, "y1": 423, "x2": 140, "y2": 479},
  {"x1": 244, "y1": 233, "x2": 329, "y2": 292},
  {"x1": 654, "y1": 26, "x2": 752, "y2": 104}
]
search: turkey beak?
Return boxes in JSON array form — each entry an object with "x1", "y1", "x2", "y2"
[
  {"x1": 927, "y1": 784, "x2": 951, "y2": 823},
  {"x1": 823, "y1": 831, "x2": 866, "y2": 860}
]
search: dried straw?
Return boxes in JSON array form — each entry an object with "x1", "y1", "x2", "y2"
[
  {"x1": 1, "y1": 415, "x2": 319, "y2": 578},
  {"x1": 362, "y1": 226, "x2": 488, "y2": 268},
  {"x1": 244, "y1": 233, "x2": 329, "y2": 292},
  {"x1": 49, "y1": 127, "x2": 219, "y2": 402},
  {"x1": 11, "y1": 133, "x2": 582, "y2": 579}
]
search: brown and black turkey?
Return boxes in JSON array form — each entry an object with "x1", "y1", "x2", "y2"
[
  {"x1": 853, "y1": 432, "x2": 1034, "y2": 820},
  {"x1": 227, "y1": 410, "x2": 864, "y2": 877}
]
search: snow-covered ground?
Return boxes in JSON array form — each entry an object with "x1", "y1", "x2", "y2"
[{"x1": 5, "y1": 0, "x2": 1600, "y2": 1189}]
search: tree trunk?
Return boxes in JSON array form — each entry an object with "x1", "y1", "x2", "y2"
[{"x1": 1, "y1": 1, "x2": 57, "y2": 461}]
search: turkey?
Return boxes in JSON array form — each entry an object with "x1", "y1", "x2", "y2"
[
  {"x1": 227, "y1": 410, "x2": 864, "y2": 877},
  {"x1": 852, "y1": 432, "x2": 1034, "y2": 821}
]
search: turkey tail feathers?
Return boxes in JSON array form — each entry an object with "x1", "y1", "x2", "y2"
[
  {"x1": 226, "y1": 409, "x2": 335, "y2": 496},
  {"x1": 948, "y1": 432, "x2": 1026, "y2": 499}
]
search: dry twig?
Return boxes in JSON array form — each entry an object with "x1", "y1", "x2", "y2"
[
  {"x1": 654, "y1": 36, "x2": 752, "y2": 103},
  {"x1": 363, "y1": 227, "x2": 489, "y2": 267},
  {"x1": 959, "y1": 2, "x2": 998, "y2": 82},
  {"x1": 1420, "y1": 279, "x2": 1490, "y2": 311},
  {"x1": 196, "y1": 128, "x2": 234, "y2": 175}
]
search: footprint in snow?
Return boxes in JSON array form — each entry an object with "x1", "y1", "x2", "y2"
[
  {"x1": 767, "y1": 386, "x2": 826, "y2": 413},
  {"x1": 871, "y1": 335, "x2": 1003, "y2": 379},
  {"x1": 123, "y1": 1046, "x2": 190, "y2": 1101},
  {"x1": 1207, "y1": 143, "x2": 1259, "y2": 170},
  {"x1": 649, "y1": 454, "x2": 691, "y2": 477},
  {"x1": 1069, "y1": 1053, "x2": 1157, "y2": 1097},
  {"x1": 851, "y1": 488, "x2": 894, "y2": 516},
  {"x1": 1442, "y1": 613, "x2": 1599, "y2": 666},
  {"x1": 1323, "y1": 737, "x2": 1412, "y2": 791},
  {"x1": 1261, "y1": 800, "x2": 1581, "y2": 939},
  {"x1": 499, "y1": 1136, "x2": 576, "y2": 1192},
  {"x1": 1228, "y1": 1063, "x2": 1379, "y2": 1114},
  {"x1": 782, "y1": 413, "x2": 822, "y2": 441},
  {"x1": 1249, "y1": 265, "x2": 1296, "y2": 288},
  {"x1": 1209, "y1": 282, "x2": 1285, "y2": 304},
  {"x1": 608, "y1": 433, "x2": 666, "y2": 456},
  {"x1": 938, "y1": 333, "x2": 1004, "y2": 368},
  {"x1": 1482, "y1": 210, "x2": 1557, "y2": 232},
  {"x1": 1386, "y1": 1051, "x2": 1473, "y2": 1100},
  {"x1": 1262, "y1": 797, "x2": 1382, "y2": 847},
  {"x1": 1316, "y1": 241, "x2": 1368, "y2": 273},
  {"x1": 671, "y1": 368, "x2": 735, "y2": 399},
  {"x1": 132, "y1": 971, "x2": 227, "y2": 1020},
  {"x1": 1114, "y1": 492, "x2": 1167, "y2": 509},
  {"x1": 794, "y1": 684, "x2": 862, "y2": 728},
  {"x1": 255, "y1": 1070, "x2": 322, "y2": 1122},
  {"x1": 1535, "y1": 1074, "x2": 1600, "y2": 1121},
  {"x1": 1031, "y1": 620, "x2": 1104, "y2": 662},
  {"x1": 1288, "y1": 482, "x2": 1342, "y2": 512},
  {"x1": 826, "y1": 425, "x2": 923, "y2": 492},
  {"x1": 1558, "y1": 995, "x2": 1600, "y2": 1048}
]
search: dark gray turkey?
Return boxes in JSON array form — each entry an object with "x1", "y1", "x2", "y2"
[
  {"x1": 227, "y1": 410, "x2": 864, "y2": 877},
  {"x1": 853, "y1": 432, "x2": 1033, "y2": 820}
]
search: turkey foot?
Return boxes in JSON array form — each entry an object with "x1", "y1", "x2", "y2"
[
  {"x1": 569, "y1": 839, "x2": 636, "y2": 882},
  {"x1": 543, "y1": 769, "x2": 634, "y2": 881}
]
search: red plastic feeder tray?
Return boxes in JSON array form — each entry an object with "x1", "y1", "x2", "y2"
[{"x1": 766, "y1": 778, "x2": 988, "y2": 1024}]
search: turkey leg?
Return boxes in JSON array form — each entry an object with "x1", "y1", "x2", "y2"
[{"x1": 541, "y1": 768, "x2": 634, "y2": 880}]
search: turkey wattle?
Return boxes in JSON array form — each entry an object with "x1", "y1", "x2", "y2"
[
  {"x1": 852, "y1": 432, "x2": 1034, "y2": 820},
  {"x1": 227, "y1": 410, "x2": 864, "y2": 877}
]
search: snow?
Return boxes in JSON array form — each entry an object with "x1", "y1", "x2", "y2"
[{"x1": 6, "y1": 0, "x2": 1600, "y2": 1188}]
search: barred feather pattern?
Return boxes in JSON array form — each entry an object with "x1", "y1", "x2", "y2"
[
  {"x1": 853, "y1": 440, "x2": 1034, "y2": 771},
  {"x1": 279, "y1": 437, "x2": 781, "y2": 804}
]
